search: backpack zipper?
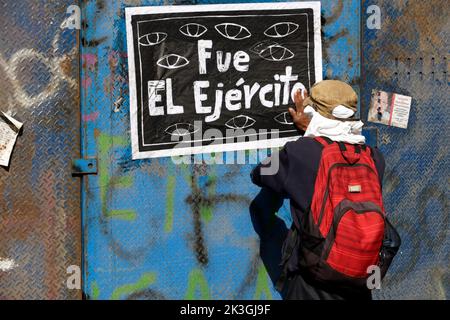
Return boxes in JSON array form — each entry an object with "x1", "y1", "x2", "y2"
[{"x1": 317, "y1": 163, "x2": 378, "y2": 227}]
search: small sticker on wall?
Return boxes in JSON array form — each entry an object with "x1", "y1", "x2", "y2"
[
  {"x1": 0, "y1": 112, "x2": 23, "y2": 167},
  {"x1": 368, "y1": 90, "x2": 412, "y2": 129}
]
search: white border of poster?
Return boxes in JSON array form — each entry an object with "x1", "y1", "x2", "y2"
[{"x1": 126, "y1": 2, "x2": 322, "y2": 159}]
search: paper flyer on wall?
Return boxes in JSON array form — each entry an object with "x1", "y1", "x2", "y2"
[
  {"x1": 125, "y1": 2, "x2": 323, "y2": 159},
  {"x1": 368, "y1": 90, "x2": 412, "y2": 129},
  {"x1": 0, "y1": 112, "x2": 23, "y2": 167}
]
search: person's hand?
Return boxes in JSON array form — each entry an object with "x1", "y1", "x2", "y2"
[{"x1": 288, "y1": 89, "x2": 311, "y2": 131}]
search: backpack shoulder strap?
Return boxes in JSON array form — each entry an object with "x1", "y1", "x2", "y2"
[
  {"x1": 275, "y1": 225, "x2": 298, "y2": 292},
  {"x1": 314, "y1": 136, "x2": 334, "y2": 147}
]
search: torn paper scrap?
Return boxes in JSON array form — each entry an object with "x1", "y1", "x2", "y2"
[
  {"x1": 0, "y1": 257, "x2": 17, "y2": 271},
  {"x1": 368, "y1": 90, "x2": 412, "y2": 129},
  {"x1": 0, "y1": 112, "x2": 23, "y2": 167}
]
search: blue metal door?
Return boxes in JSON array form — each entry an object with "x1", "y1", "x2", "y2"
[{"x1": 80, "y1": 0, "x2": 361, "y2": 300}]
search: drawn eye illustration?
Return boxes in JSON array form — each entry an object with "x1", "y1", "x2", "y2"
[
  {"x1": 259, "y1": 45, "x2": 294, "y2": 62},
  {"x1": 179, "y1": 23, "x2": 208, "y2": 38},
  {"x1": 165, "y1": 123, "x2": 200, "y2": 137},
  {"x1": 250, "y1": 40, "x2": 279, "y2": 55},
  {"x1": 139, "y1": 32, "x2": 167, "y2": 46},
  {"x1": 225, "y1": 115, "x2": 256, "y2": 129},
  {"x1": 274, "y1": 112, "x2": 293, "y2": 125},
  {"x1": 264, "y1": 22, "x2": 299, "y2": 38},
  {"x1": 157, "y1": 54, "x2": 189, "y2": 69},
  {"x1": 215, "y1": 23, "x2": 251, "y2": 40}
]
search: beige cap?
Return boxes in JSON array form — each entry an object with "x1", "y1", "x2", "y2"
[{"x1": 303, "y1": 80, "x2": 358, "y2": 120}]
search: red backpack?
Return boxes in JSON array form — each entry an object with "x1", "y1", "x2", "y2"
[{"x1": 277, "y1": 137, "x2": 401, "y2": 291}]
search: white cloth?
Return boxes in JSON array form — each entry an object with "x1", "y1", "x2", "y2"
[
  {"x1": 303, "y1": 106, "x2": 366, "y2": 144},
  {"x1": 332, "y1": 104, "x2": 355, "y2": 119}
]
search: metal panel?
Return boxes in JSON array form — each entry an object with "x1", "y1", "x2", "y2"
[
  {"x1": 81, "y1": 0, "x2": 360, "y2": 299},
  {"x1": 362, "y1": 0, "x2": 449, "y2": 299},
  {"x1": 0, "y1": 1, "x2": 81, "y2": 299}
]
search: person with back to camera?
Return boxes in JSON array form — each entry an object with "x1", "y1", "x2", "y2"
[{"x1": 251, "y1": 80, "x2": 401, "y2": 300}]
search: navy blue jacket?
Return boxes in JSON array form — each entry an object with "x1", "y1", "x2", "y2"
[
  {"x1": 250, "y1": 137, "x2": 386, "y2": 300},
  {"x1": 251, "y1": 137, "x2": 385, "y2": 226}
]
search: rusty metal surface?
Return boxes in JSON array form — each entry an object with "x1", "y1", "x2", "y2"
[
  {"x1": 0, "y1": 0, "x2": 446, "y2": 301},
  {"x1": 362, "y1": 0, "x2": 449, "y2": 299},
  {"x1": 0, "y1": 1, "x2": 81, "y2": 299}
]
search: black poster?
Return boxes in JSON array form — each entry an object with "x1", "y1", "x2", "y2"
[{"x1": 126, "y1": 2, "x2": 322, "y2": 159}]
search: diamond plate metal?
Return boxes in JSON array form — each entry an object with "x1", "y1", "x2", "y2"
[
  {"x1": 81, "y1": 0, "x2": 363, "y2": 300},
  {"x1": 362, "y1": 0, "x2": 449, "y2": 300},
  {"x1": 0, "y1": 0, "x2": 81, "y2": 299}
]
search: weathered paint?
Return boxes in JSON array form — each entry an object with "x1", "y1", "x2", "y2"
[
  {"x1": 110, "y1": 272, "x2": 157, "y2": 300},
  {"x1": 0, "y1": 258, "x2": 17, "y2": 272},
  {"x1": 81, "y1": 0, "x2": 362, "y2": 300},
  {"x1": 0, "y1": 0, "x2": 81, "y2": 299},
  {"x1": 362, "y1": 0, "x2": 449, "y2": 299},
  {"x1": 185, "y1": 268, "x2": 211, "y2": 299},
  {"x1": 0, "y1": 0, "x2": 446, "y2": 301}
]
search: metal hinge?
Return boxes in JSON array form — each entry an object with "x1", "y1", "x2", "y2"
[{"x1": 72, "y1": 158, "x2": 97, "y2": 175}]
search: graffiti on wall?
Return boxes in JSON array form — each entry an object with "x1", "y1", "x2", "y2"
[
  {"x1": 0, "y1": 0, "x2": 81, "y2": 299},
  {"x1": 81, "y1": 0, "x2": 362, "y2": 300}
]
